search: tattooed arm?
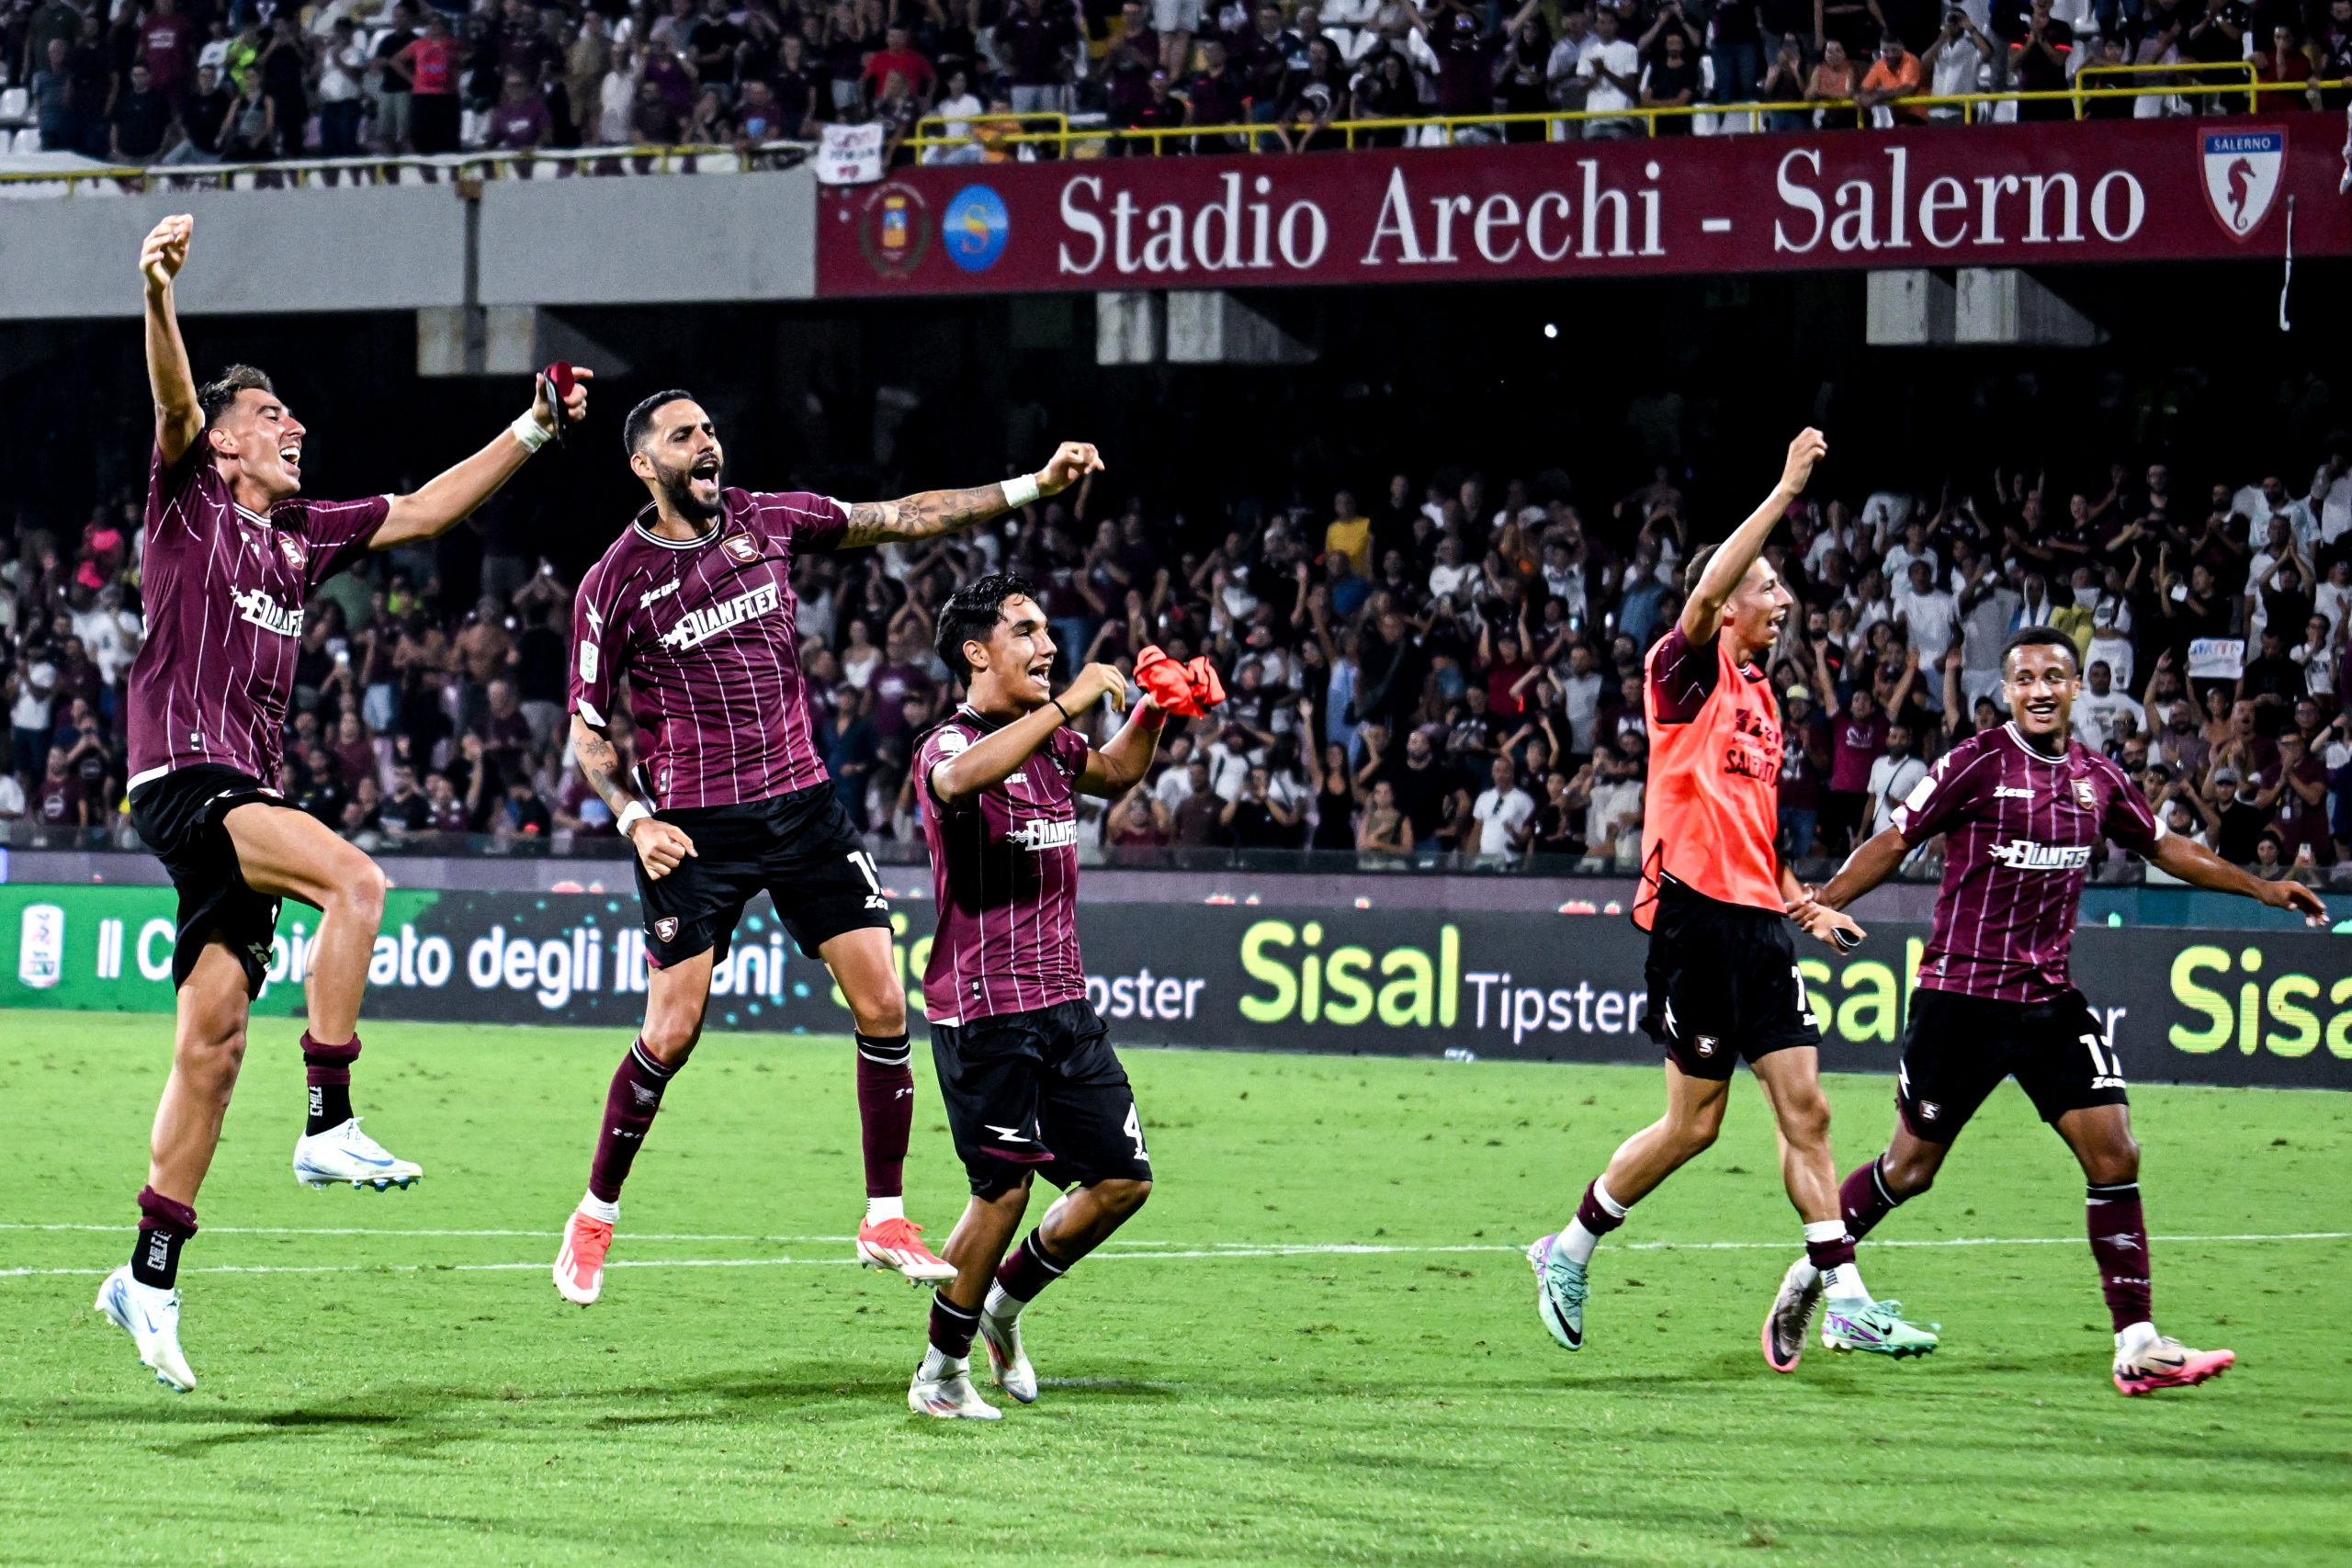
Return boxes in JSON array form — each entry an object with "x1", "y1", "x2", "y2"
[
  {"x1": 838, "y1": 441, "x2": 1104, "y2": 547},
  {"x1": 570, "y1": 711, "x2": 695, "y2": 879}
]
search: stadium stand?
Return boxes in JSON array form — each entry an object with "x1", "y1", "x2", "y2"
[
  {"x1": 0, "y1": 0, "x2": 2346, "y2": 169},
  {"x1": 6, "y1": 392, "x2": 2348, "y2": 882}
]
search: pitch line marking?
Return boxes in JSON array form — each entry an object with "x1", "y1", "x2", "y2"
[{"x1": 2, "y1": 1232, "x2": 2345, "y2": 1280}]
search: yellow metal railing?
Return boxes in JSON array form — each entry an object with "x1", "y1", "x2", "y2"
[
  {"x1": 904, "y1": 73, "x2": 2346, "y2": 154},
  {"x1": 2075, "y1": 60, "x2": 2259, "y2": 113}
]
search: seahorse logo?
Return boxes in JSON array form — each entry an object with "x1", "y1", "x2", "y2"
[{"x1": 2199, "y1": 128, "x2": 2285, "y2": 239}]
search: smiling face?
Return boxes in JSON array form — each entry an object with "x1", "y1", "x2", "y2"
[
  {"x1": 965, "y1": 593, "x2": 1057, "y2": 712},
  {"x1": 1721, "y1": 555, "x2": 1794, "y2": 657},
  {"x1": 2002, "y1": 638, "x2": 2080, "y2": 744},
  {"x1": 208, "y1": 386, "x2": 308, "y2": 503},
  {"x1": 631, "y1": 398, "x2": 725, "y2": 522}
]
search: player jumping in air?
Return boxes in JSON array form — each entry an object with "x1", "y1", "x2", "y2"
[
  {"x1": 1792, "y1": 628, "x2": 2329, "y2": 1395},
  {"x1": 1529, "y1": 428, "x2": 1942, "y2": 1369},
  {"x1": 905, "y1": 575, "x2": 1174, "y2": 1419},
  {"x1": 96, "y1": 214, "x2": 591, "y2": 1392},
  {"x1": 551, "y1": 392, "x2": 1103, "y2": 1303}
]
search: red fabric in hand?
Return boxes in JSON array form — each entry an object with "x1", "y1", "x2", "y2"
[
  {"x1": 1184, "y1": 656, "x2": 1227, "y2": 711},
  {"x1": 1135, "y1": 646, "x2": 1204, "y2": 717}
]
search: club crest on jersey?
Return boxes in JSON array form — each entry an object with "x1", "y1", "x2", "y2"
[
  {"x1": 2073, "y1": 777, "x2": 2098, "y2": 810},
  {"x1": 721, "y1": 533, "x2": 761, "y2": 564},
  {"x1": 1693, "y1": 1033, "x2": 1720, "y2": 1058},
  {"x1": 275, "y1": 535, "x2": 307, "y2": 572},
  {"x1": 653, "y1": 917, "x2": 679, "y2": 942},
  {"x1": 659, "y1": 581, "x2": 781, "y2": 651},
  {"x1": 1917, "y1": 1100, "x2": 1940, "y2": 1122},
  {"x1": 1988, "y1": 839, "x2": 2093, "y2": 871},
  {"x1": 232, "y1": 586, "x2": 304, "y2": 638}
]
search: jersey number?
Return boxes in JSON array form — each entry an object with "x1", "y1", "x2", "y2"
[
  {"x1": 2081, "y1": 1032, "x2": 2126, "y2": 1086},
  {"x1": 1123, "y1": 1101, "x2": 1149, "y2": 1164},
  {"x1": 846, "y1": 850, "x2": 883, "y2": 897}
]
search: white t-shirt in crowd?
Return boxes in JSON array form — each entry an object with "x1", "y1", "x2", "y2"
[
  {"x1": 1577, "y1": 38, "x2": 1640, "y2": 116},
  {"x1": 1867, "y1": 752, "x2": 1929, "y2": 836},
  {"x1": 1894, "y1": 585, "x2": 1959, "y2": 668},
  {"x1": 10, "y1": 660, "x2": 56, "y2": 732},
  {"x1": 2074, "y1": 689, "x2": 2136, "y2": 751},
  {"x1": 1472, "y1": 784, "x2": 1535, "y2": 857}
]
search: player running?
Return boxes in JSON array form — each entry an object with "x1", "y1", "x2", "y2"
[
  {"x1": 900, "y1": 575, "x2": 1177, "y2": 1419},
  {"x1": 550, "y1": 391, "x2": 1102, "y2": 1303},
  {"x1": 1528, "y1": 428, "x2": 1941, "y2": 1369},
  {"x1": 1789, "y1": 627, "x2": 2329, "y2": 1395},
  {"x1": 96, "y1": 214, "x2": 591, "y2": 1392}
]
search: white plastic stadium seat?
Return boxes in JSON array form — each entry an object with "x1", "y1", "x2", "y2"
[
  {"x1": 12, "y1": 126, "x2": 40, "y2": 154},
  {"x1": 0, "y1": 86, "x2": 29, "y2": 126}
]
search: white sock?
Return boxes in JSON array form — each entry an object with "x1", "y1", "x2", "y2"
[
  {"x1": 1558, "y1": 1178, "x2": 1629, "y2": 1266},
  {"x1": 578, "y1": 1191, "x2": 619, "y2": 1224},
  {"x1": 1806, "y1": 1220, "x2": 1870, "y2": 1302},
  {"x1": 865, "y1": 1194, "x2": 905, "y2": 1225},
  {"x1": 983, "y1": 1281, "x2": 1023, "y2": 1322},
  {"x1": 918, "y1": 1347, "x2": 965, "y2": 1381},
  {"x1": 2115, "y1": 1320, "x2": 2159, "y2": 1357}
]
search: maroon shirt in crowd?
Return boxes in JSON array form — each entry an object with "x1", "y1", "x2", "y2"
[
  {"x1": 570, "y1": 490, "x2": 846, "y2": 809},
  {"x1": 1893, "y1": 723, "x2": 2164, "y2": 1003},
  {"x1": 1828, "y1": 707, "x2": 1887, "y2": 792},
  {"x1": 126, "y1": 446, "x2": 389, "y2": 789},
  {"x1": 916, "y1": 707, "x2": 1091, "y2": 1023}
]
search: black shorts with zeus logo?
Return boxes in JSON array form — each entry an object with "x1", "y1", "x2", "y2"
[
  {"x1": 634, "y1": 782, "x2": 891, "y2": 969},
  {"x1": 1894, "y1": 985, "x2": 2129, "y2": 1143},
  {"x1": 1637, "y1": 879, "x2": 1821, "y2": 1080},
  {"x1": 930, "y1": 999, "x2": 1152, "y2": 1200},
  {"x1": 127, "y1": 762, "x2": 286, "y2": 998}
]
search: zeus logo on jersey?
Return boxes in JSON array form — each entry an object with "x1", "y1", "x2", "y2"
[
  {"x1": 1987, "y1": 839, "x2": 2094, "y2": 871},
  {"x1": 232, "y1": 587, "x2": 304, "y2": 638},
  {"x1": 660, "y1": 582, "x2": 782, "y2": 651},
  {"x1": 1006, "y1": 818, "x2": 1079, "y2": 852}
]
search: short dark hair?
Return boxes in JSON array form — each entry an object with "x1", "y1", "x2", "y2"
[
  {"x1": 198, "y1": 365, "x2": 274, "y2": 430},
  {"x1": 2000, "y1": 626, "x2": 2080, "y2": 677},
  {"x1": 623, "y1": 388, "x2": 698, "y2": 458},
  {"x1": 1681, "y1": 542, "x2": 1720, "y2": 596},
  {"x1": 934, "y1": 571, "x2": 1041, "y2": 680}
]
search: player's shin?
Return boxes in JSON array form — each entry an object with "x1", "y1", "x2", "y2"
[
  {"x1": 1838, "y1": 1153, "x2": 1905, "y2": 1243},
  {"x1": 2087, "y1": 1181, "x2": 2155, "y2": 1348},
  {"x1": 587, "y1": 1038, "x2": 676, "y2": 1208},
  {"x1": 130, "y1": 1185, "x2": 198, "y2": 1289},
  {"x1": 922, "y1": 1291, "x2": 983, "y2": 1379},
  {"x1": 854, "y1": 1032, "x2": 915, "y2": 1220}
]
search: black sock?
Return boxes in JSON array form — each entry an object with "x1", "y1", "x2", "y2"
[
  {"x1": 130, "y1": 1186, "x2": 198, "y2": 1290},
  {"x1": 302, "y1": 1033, "x2": 362, "y2": 1135}
]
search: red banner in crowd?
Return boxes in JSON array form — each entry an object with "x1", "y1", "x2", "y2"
[{"x1": 816, "y1": 114, "x2": 2349, "y2": 297}]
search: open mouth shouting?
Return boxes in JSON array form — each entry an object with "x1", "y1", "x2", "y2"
[
  {"x1": 1024, "y1": 655, "x2": 1054, "y2": 698},
  {"x1": 687, "y1": 450, "x2": 721, "y2": 501}
]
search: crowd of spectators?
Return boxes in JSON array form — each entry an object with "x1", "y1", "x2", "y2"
[
  {"x1": 6, "y1": 408, "x2": 2351, "y2": 886},
  {"x1": 5, "y1": 0, "x2": 2346, "y2": 166}
]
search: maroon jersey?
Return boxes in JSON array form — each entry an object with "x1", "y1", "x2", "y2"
[
  {"x1": 916, "y1": 706, "x2": 1092, "y2": 1025},
  {"x1": 126, "y1": 445, "x2": 389, "y2": 790},
  {"x1": 569, "y1": 490, "x2": 847, "y2": 809},
  {"x1": 1892, "y1": 723, "x2": 2165, "y2": 1003}
]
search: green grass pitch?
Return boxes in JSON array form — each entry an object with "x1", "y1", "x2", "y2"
[{"x1": 2, "y1": 1010, "x2": 2346, "y2": 1566}]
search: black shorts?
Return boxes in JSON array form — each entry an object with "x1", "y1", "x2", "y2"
[
  {"x1": 127, "y1": 763, "x2": 283, "y2": 997},
  {"x1": 1895, "y1": 986, "x2": 2127, "y2": 1143},
  {"x1": 931, "y1": 998, "x2": 1153, "y2": 1200},
  {"x1": 637, "y1": 783, "x2": 890, "y2": 969},
  {"x1": 1638, "y1": 882, "x2": 1821, "y2": 1079}
]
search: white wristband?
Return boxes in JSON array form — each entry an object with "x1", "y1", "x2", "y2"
[
  {"x1": 1002, "y1": 472, "x2": 1040, "y2": 509},
  {"x1": 616, "y1": 800, "x2": 652, "y2": 834},
  {"x1": 510, "y1": 412, "x2": 553, "y2": 454}
]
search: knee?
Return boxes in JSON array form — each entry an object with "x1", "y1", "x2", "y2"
[
  {"x1": 178, "y1": 1021, "x2": 248, "y2": 1084},
  {"x1": 1668, "y1": 1111, "x2": 1722, "y2": 1161},
  {"x1": 334, "y1": 859, "x2": 390, "y2": 924},
  {"x1": 1094, "y1": 1178, "x2": 1152, "y2": 1220},
  {"x1": 854, "y1": 992, "x2": 908, "y2": 1038},
  {"x1": 639, "y1": 1018, "x2": 701, "y2": 1067},
  {"x1": 2082, "y1": 1137, "x2": 2141, "y2": 1189},
  {"x1": 1780, "y1": 1091, "x2": 1833, "y2": 1152},
  {"x1": 1880, "y1": 1147, "x2": 1938, "y2": 1199}
]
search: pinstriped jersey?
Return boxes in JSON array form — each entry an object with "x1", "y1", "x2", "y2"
[
  {"x1": 915, "y1": 706, "x2": 1092, "y2": 1025},
  {"x1": 126, "y1": 444, "x2": 388, "y2": 788},
  {"x1": 569, "y1": 490, "x2": 846, "y2": 809},
  {"x1": 1893, "y1": 723, "x2": 2165, "y2": 1003}
]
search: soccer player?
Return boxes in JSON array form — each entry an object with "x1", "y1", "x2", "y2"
[
  {"x1": 95, "y1": 214, "x2": 591, "y2": 1392},
  {"x1": 1528, "y1": 429, "x2": 1941, "y2": 1369},
  {"x1": 902, "y1": 575, "x2": 1170, "y2": 1419},
  {"x1": 550, "y1": 392, "x2": 1103, "y2": 1303},
  {"x1": 1792, "y1": 628, "x2": 2329, "y2": 1395}
]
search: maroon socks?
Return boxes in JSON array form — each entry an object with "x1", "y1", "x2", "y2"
[
  {"x1": 2086, "y1": 1181, "x2": 2154, "y2": 1333},
  {"x1": 588, "y1": 1040, "x2": 675, "y2": 1205},
  {"x1": 300, "y1": 1032, "x2": 361, "y2": 1135},
  {"x1": 854, "y1": 1033, "x2": 914, "y2": 1201},
  {"x1": 1839, "y1": 1155, "x2": 1905, "y2": 1242}
]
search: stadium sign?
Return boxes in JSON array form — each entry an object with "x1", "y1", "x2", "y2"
[
  {"x1": 3, "y1": 886, "x2": 2343, "y2": 1091},
  {"x1": 817, "y1": 116, "x2": 2349, "y2": 297}
]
